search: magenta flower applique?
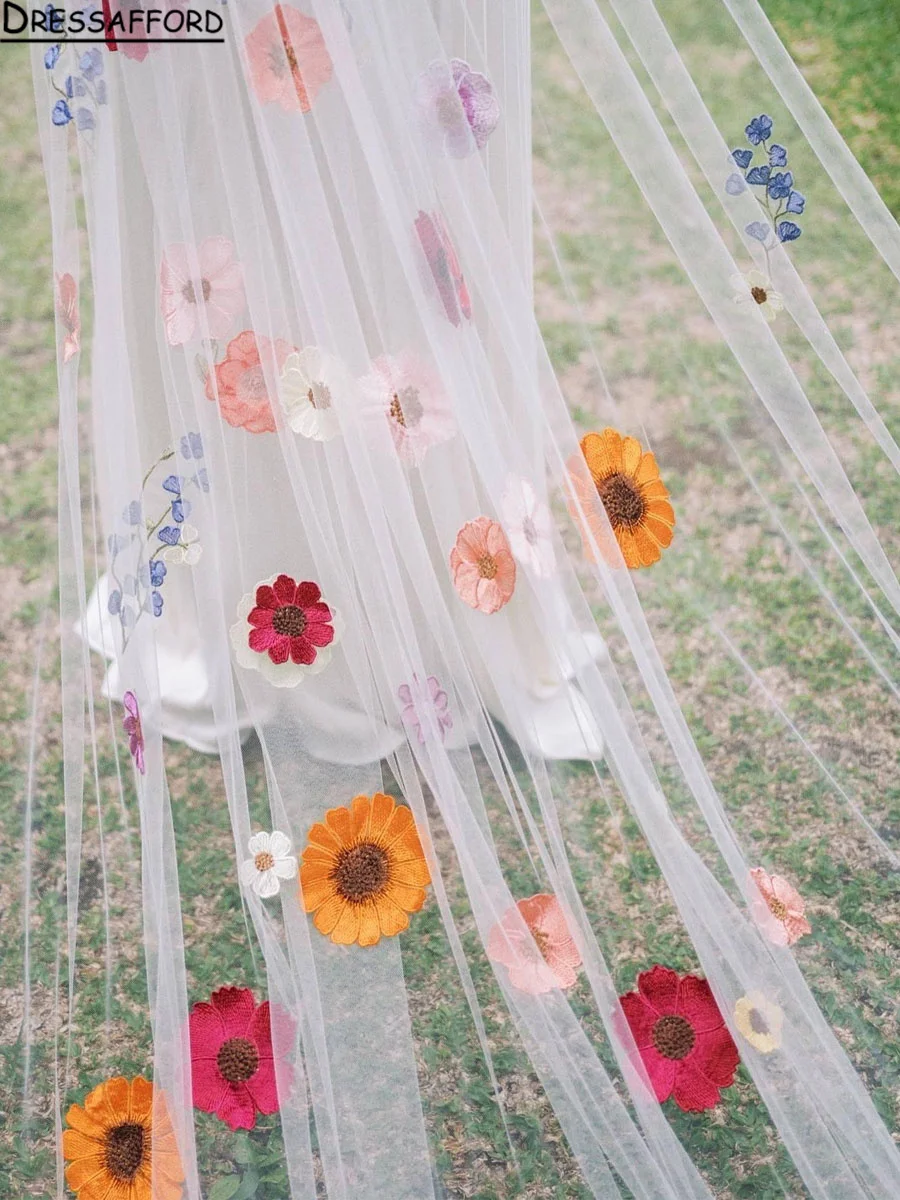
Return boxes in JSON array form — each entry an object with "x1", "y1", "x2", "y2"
[
  {"x1": 398, "y1": 674, "x2": 453, "y2": 744},
  {"x1": 414, "y1": 57, "x2": 500, "y2": 157},
  {"x1": 414, "y1": 210, "x2": 471, "y2": 327},
  {"x1": 122, "y1": 690, "x2": 145, "y2": 775}
]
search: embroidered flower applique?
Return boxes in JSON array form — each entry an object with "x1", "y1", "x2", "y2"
[
  {"x1": 728, "y1": 114, "x2": 806, "y2": 249},
  {"x1": 63, "y1": 1076, "x2": 184, "y2": 1200},
  {"x1": 450, "y1": 517, "x2": 517, "y2": 613},
  {"x1": 618, "y1": 965, "x2": 740, "y2": 1112},
  {"x1": 734, "y1": 991, "x2": 783, "y2": 1054},
  {"x1": 46, "y1": 38, "x2": 108, "y2": 132},
  {"x1": 240, "y1": 830, "x2": 298, "y2": 898},
  {"x1": 488, "y1": 893, "x2": 582, "y2": 994},
  {"x1": 55, "y1": 273, "x2": 80, "y2": 362},
  {"x1": 749, "y1": 867, "x2": 812, "y2": 946},
  {"x1": 500, "y1": 476, "x2": 556, "y2": 577},
  {"x1": 414, "y1": 210, "x2": 472, "y2": 326},
  {"x1": 299, "y1": 792, "x2": 431, "y2": 946},
  {"x1": 398, "y1": 674, "x2": 453, "y2": 745},
  {"x1": 206, "y1": 331, "x2": 296, "y2": 434},
  {"x1": 568, "y1": 428, "x2": 675, "y2": 569},
  {"x1": 189, "y1": 985, "x2": 294, "y2": 1131},
  {"x1": 106, "y1": 436, "x2": 207, "y2": 648},
  {"x1": 160, "y1": 522, "x2": 202, "y2": 566},
  {"x1": 122, "y1": 691, "x2": 145, "y2": 775},
  {"x1": 230, "y1": 573, "x2": 339, "y2": 687},
  {"x1": 414, "y1": 57, "x2": 500, "y2": 157},
  {"x1": 279, "y1": 346, "x2": 348, "y2": 441},
  {"x1": 245, "y1": 5, "x2": 333, "y2": 113},
  {"x1": 730, "y1": 268, "x2": 784, "y2": 323},
  {"x1": 159, "y1": 237, "x2": 245, "y2": 346},
  {"x1": 359, "y1": 351, "x2": 456, "y2": 465}
]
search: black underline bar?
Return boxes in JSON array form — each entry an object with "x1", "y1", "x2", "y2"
[{"x1": 2, "y1": 37, "x2": 226, "y2": 43}]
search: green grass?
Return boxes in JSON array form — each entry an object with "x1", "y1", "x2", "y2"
[
  {"x1": 762, "y1": 0, "x2": 900, "y2": 215},
  {"x1": 2, "y1": 7, "x2": 900, "y2": 1199}
]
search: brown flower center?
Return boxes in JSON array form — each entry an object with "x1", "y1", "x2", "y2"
[
  {"x1": 749, "y1": 1008, "x2": 770, "y2": 1036},
  {"x1": 532, "y1": 927, "x2": 551, "y2": 961},
  {"x1": 389, "y1": 387, "x2": 424, "y2": 429},
  {"x1": 477, "y1": 554, "x2": 498, "y2": 579},
  {"x1": 651, "y1": 1014, "x2": 696, "y2": 1060},
  {"x1": 104, "y1": 1122, "x2": 146, "y2": 1181},
  {"x1": 750, "y1": 285, "x2": 768, "y2": 304},
  {"x1": 767, "y1": 897, "x2": 788, "y2": 921},
  {"x1": 217, "y1": 1036, "x2": 260, "y2": 1084},
  {"x1": 596, "y1": 472, "x2": 646, "y2": 530},
  {"x1": 181, "y1": 277, "x2": 212, "y2": 305},
  {"x1": 272, "y1": 604, "x2": 307, "y2": 638},
  {"x1": 255, "y1": 851, "x2": 275, "y2": 872},
  {"x1": 333, "y1": 841, "x2": 389, "y2": 903},
  {"x1": 307, "y1": 382, "x2": 332, "y2": 410}
]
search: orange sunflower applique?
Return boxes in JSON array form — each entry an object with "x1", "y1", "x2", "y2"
[
  {"x1": 299, "y1": 792, "x2": 431, "y2": 947},
  {"x1": 63, "y1": 1075, "x2": 184, "y2": 1200},
  {"x1": 568, "y1": 428, "x2": 675, "y2": 569}
]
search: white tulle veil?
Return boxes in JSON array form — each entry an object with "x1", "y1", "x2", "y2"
[{"x1": 21, "y1": 0, "x2": 900, "y2": 1196}]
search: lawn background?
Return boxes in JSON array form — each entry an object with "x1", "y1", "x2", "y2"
[{"x1": 1, "y1": 3, "x2": 898, "y2": 1197}]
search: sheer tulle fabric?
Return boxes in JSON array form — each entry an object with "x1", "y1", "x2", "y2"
[{"x1": 27, "y1": 1, "x2": 900, "y2": 1198}]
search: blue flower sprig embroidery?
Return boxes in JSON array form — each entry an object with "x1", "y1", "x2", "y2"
[
  {"x1": 107, "y1": 433, "x2": 207, "y2": 648},
  {"x1": 44, "y1": 6, "x2": 108, "y2": 131},
  {"x1": 726, "y1": 114, "x2": 807, "y2": 248}
]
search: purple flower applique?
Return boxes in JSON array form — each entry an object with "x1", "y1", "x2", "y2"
[
  {"x1": 398, "y1": 674, "x2": 453, "y2": 744},
  {"x1": 123, "y1": 690, "x2": 146, "y2": 775},
  {"x1": 415, "y1": 57, "x2": 500, "y2": 158}
]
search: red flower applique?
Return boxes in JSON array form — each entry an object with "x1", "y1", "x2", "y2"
[
  {"x1": 230, "y1": 573, "x2": 340, "y2": 688},
  {"x1": 618, "y1": 965, "x2": 740, "y2": 1112},
  {"x1": 189, "y1": 985, "x2": 293, "y2": 1131},
  {"x1": 249, "y1": 575, "x2": 334, "y2": 664}
]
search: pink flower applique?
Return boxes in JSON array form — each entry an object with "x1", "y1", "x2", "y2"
[
  {"x1": 414, "y1": 210, "x2": 471, "y2": 326},
  {"x1": 414, "y1": 58, "x2": 500, "y2": 157},
  {"x1": 398, "y1": 674, "x2": 452, "y2": 744},
  {"x1": 55, "y1": 273, "x2": 80, "y2": 363},
  {"x1": 189, "y1": 985, "x2": 294, "y2": 1131},
  {"x1": 159, "y1": 237, "x2": 245, "y2": 346},
  {"x1": 450, "y1": 517, "x2": 516, "y2": 614},
  {"x1": 487, "y1": 894, "x2": 582, "y2": 994},
  {"x1": 206, "y1": 331, "x2": 296, "y2": 434},
  {"x1": 245, "y1": 5, "x2": 333, "y2": 113},
  {"x1": 122, "y1": 690, "x2": 145, "y2": 775},
  {"x1": 750, "y1": 867, "x2": 812, "y2": 946},
  {"x1": 359, "y1": 351, "x2": 456, "y2": 465},
  {"x1": 113, "y1": 1, "x2": 189, "y2": 61}
]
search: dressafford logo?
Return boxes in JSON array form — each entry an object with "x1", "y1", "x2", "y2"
[{"x1": 2, "y1": 2, "x2": 225, "y2": 42}]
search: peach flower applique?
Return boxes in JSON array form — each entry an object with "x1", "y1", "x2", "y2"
[
  {"x1": 206, "y1": 331, "x2": 296, "y2": 434},
  {"x1": 488, "y1": 893, "x2": 582, "y2": 994},
  {"x1": 56, "y1": 272, "x2": 80, "y2": 363},
  {"x1": 245, "y1": 5, "x2": 333, "y2": 113},
  {"x1": 450, "y1": 517, "x2": 516, "y2": 614},
  {"x1": 750, "y1": 867, "x2": 812, "y2": 946}
]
